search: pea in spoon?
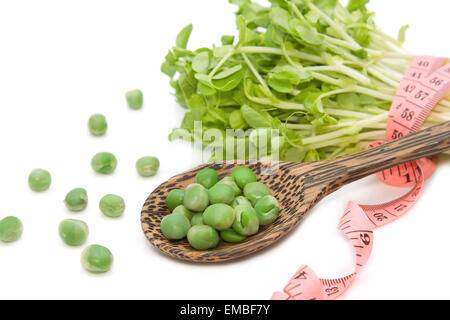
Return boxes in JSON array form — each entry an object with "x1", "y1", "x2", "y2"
[{"x1": 141, "y1": 121, "x2": 450, "y2": 263}]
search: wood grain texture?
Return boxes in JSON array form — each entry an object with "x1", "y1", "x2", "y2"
[{"x1": 141, "y1": 121, "x2": 450, "y2": 263}]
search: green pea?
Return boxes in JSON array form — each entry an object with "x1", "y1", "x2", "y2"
[
  {"x1": 231, "y1": 167, "x2": 257, "y2": 188},
  {"x1": 243, "y1": 182, "x2": 272, "y2": 205},
  {"x1": 195, "y1": 168, "x2": 219, "y2": 189},
  {"x1": 191, "y1": 213, "x2": 204, "y2": 226},
  {"x1": 0, "y1": 216, "x2": 23, "y2": 243},
  {"x1": 126, "y1": 89, "x2": 143, "y2": 110},
  {"x1": 58, "y1": 219, "x2": 89, "y2": 246},
  {"x1": 217, "y1": 176, "x2": 241, "y2": 196},
  {"x1": 187, "y1": 225, "x2": 219, "y2": 250},
  {"x1": 184, "y1": 183, "x2": 209, "y2": 212},
  {"x1": 64, "y1": 188, "x2": 88, "y2": 212},
  {"x1": 254, "y1": 195, "x2": 280, "y2": 226},
  {"x1": 208, "y1": 183, "x2": 235, "y2": 205},
  {"x1": 136, "y1": 156, "x2": 160, "y2": 177},
  {"x1": 203, "y1": 203, "x2": 235, "y2": 231},
  {"x1": 28, "y1": 169, "x2": 51, "y2": 192},
  {"x1": 91, "y1": 152, "x2": 117, "y2": 174},
  {"x1": 99, "y1": 194, "x2": 125, "y2": 218},
  {"x1": 232, "y1": 205, "x2": 259, "y2": 236},
  {"x1": 81, "y1": 245, "x2": 113, "y2": 273},
  {"x1": 220, "y1": 229, "x2": 246, "y2": 243},
  {"x1": 88, "y1": 114, "x2": 107, "y2": 136},
  {"x1": 172, "y1": 205, "x2": 194, "y2": 220},
  {"x1": 166, "y1": 189, "x2": 184, "y2": 212},
  {"x1": 161, "y1": 214, "x2": 191, "y2": 240},
  {"x1": 231, "y1": 196, "x2": 252, "y2": 208}
]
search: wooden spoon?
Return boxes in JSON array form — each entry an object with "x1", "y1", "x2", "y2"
[{"x1": 141, "y1": 121, "x2": 450, "y2": 263}]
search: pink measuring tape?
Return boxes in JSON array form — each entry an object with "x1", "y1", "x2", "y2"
[{"x1": 271, "y1": 56, "x2": 450, "y2": 300}]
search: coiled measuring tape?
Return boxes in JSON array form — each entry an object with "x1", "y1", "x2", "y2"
[{"x1": 271, "y1": 56, "x2": 450, "y2": 300}]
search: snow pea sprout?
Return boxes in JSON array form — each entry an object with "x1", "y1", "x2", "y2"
[{"x1": 161, "y1": 166, "x2": 280, "y2": 250}]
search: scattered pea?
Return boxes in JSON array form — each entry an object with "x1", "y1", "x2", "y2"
[
  {"x1": 231, "y1": 167, "x2": 257, "y2": 188},
  {"x1": 244, "y1": 182, "x2": 272, "y2": 205},
  {"x1": 64, "y1": 188, "x2": 88, "y2": 212},
  {"x1": 220, "y1": 229, "x2": 246, "y2": 243},
  {"x1": 166, "y1": 189, "x2": 185, "y2": 212},
  {"x1": 254, "y1": 195, "x2": 280, "y2": 226},
  {"x1": 136, "y1": 156, "x2": 160, "y2": 177},
  {"x1": 0, "y1": 216, "x2": 23, "y2": 243},
  {"x1": 195, "y1": 168, "x2": 219, "y2": 189},
  {"x1": 217, "y1": 176, "x2": 241, "y2": 196},
  {"x1": 99, "y1": 194, "x2": 125, "y2": 218},
  {"x1": 88, "y1": 114, "x2": 107, "y2": 136},
  {"x1": 208, "y1": 183, "x2": 235, "y2": 205},
  {"x1": 81, "y1": 245, "x2": 113, "y2": 273},
  {"x1": 191, "y1": 213, "x2": 204, "y2": 226},
  {"x1": 187, "y1": 225, "x2": 219, "y2": 250},
  {"x1": 126, "y1": 89, "x2": 143, "y2": 110},
  {"x1": 184, "y1": 183, "x2": 209, "y2": 212},
  {"x1": 28, "y1": 169, "x2": 51, "y2": 192},
  {"x1": 232, "y1": 205, "x2": 259, "y2": 236},
  {"x1": 91, "y1": 152, "x2": 117, "y2": 174},
  {"x1": 203, "y1": 204, "x2": 235, "y2": 231},
  {"x1": 161, "y1": 214, "x2": 191, "y2": 240},
  {"x1": 59, "y1": 219, "x2": 89, "y2": 246},
  {"x1": 172, "y1": 205, "x2": 194, "y2": 220}
]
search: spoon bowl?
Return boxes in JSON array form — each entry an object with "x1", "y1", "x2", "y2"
[{"x1": 141, "y1": 121, "x2": 450, "y2": 263}]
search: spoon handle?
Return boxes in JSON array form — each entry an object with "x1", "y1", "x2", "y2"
[{"x1": 301, "y1": 121, "x2": 450, "y2": 189}]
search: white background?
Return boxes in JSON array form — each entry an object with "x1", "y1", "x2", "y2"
[{"x1": 0, "y1": 0, "x2": 449, "y2": 300}]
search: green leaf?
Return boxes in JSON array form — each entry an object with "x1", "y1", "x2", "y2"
[
  {"x1": 221, "y1": 35, "x2": 235, "y2": 45},
  {"x1": 353, "y1": 27, "x2": 370, "y2": 47},
  {"x1": 268, "y1": 78, "x2": 293, "y2": 93},
  {"x1": 264, "y1": 24, "x2": 284, "y2": 47},
  {"x1": 213, "y1": 45, "x2": 234, "y2": 58},
  {"x1": 347, "y1": 0, "x2": 369, "y2": 12},
  {"x1": 197, "y1": 82, "x2": 216, "y2": 96},
  {"x1": 241, "y1": 104, "x2": 272, "y2": 128},
  {"x1": 212, "y1": 68, "x2": 244, "y2": 91},
  {"x1": 176, "y1": 24, "x2": 193, "y2": 49},
  {"x1": 180, "y1": 112, "x2": 195, "y2": 131},
  {"x1": 270, "y1": 64, "x2": 313, "y2": 84},
  {"x1": 398, "y1": 24, "x2": 409, "y2": 44},
  {"x1": 236, "y1": 15, "x2": 261, "y2": 46},
  {"x1": 304, "y1": 150, "x2": 321, "y2": 162},
  {"x1": 213, "y1": 64, "x2": 243, "y2": 80},
  {"x1": 290, "y1": 20, "x2": 323, "y2": 45},
  {"x1": 229, "y1": 109, "x2": 249, "y2": 130},
  {"x1": 192, "y1": 51, "x2": 210, "y2": 74},
  {"x1": 269, "y1": 7, "x2": 290, "y2": 31}
]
